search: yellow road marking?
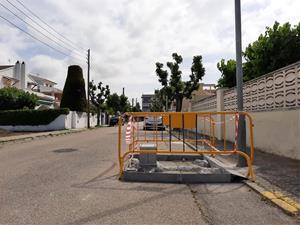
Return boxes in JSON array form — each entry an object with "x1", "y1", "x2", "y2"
[
  {"x1": 273, "y1": 192, "x2": 300, "y2": 210},
  {"x1": 262, "y1": 191, "x2": 300, "y2": 215}
]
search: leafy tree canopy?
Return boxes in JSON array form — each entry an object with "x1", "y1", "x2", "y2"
[
  {"x1": 0, "y1": 87, "x2": 38, "y2": 110},
  {"x1": 150, "y1": 90, "x2": 164, "y2": 112},
  {"x1": 217, "y1": 59, "x2": 237, "y2": 88},
  {"x1": 155, "y1": 53, "x2": 205, "y2": 111},
  {"x1": 244, "y1": 21, "x2": 300, "y2": 80},
  {"x1": 89, "y1": 80, "x2": 110, "y2": 126},
  {"x1": 60, "y1": 65, "x2": 87, "y2": 112},
  {"x1": 106, "y1": 93, "x2": 120, "y2": 114},
  {"x1": 217, "y1": 21, "x2": 300, "y2": 88},
  {"x1": 106, "y1": 93, "x2": 131, "y2": 115},
  {"x1": 131, "y1": 102, "x2": 141, "y2": 112}
]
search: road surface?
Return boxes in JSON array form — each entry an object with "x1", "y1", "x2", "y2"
[{"x1": 0, "y1": 127, "x2": 298, "y2": 225}]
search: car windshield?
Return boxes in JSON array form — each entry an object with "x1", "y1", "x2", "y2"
[{"x1": 145, "y1": 117, "x2": 162, "y2": 123}]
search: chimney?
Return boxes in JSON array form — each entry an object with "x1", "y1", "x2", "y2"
[
  {"x1": 20, "y1": 61, "x2": 26, "y2": 90},
  {"x1": 122, "y1": 87, "x2": 125, "y2": 96},
  {"x1": 14, "y1": 61, "x2": 21, "y2": 88}
]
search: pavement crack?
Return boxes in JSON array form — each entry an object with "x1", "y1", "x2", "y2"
[{"x1": 187, "y1": 184, "x2": 214, "y2": 225}]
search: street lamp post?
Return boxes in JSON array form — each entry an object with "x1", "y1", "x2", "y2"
[
  {"x1": 87, "y1": 49, "x2": 90, "y2": 129},
  {"x1": 235, "y1": 0, "x2": 248, "y2": 166}
]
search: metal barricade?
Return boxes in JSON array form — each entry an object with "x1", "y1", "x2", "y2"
[{"x1": 118, "y1": 111, "x2": 255, "y2": 181}]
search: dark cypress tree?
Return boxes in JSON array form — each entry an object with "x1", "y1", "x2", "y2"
[{"x1": 60, "y1": 65, "x2": 87, "y2": 112}]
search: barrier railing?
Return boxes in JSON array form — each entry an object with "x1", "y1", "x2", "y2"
[{"x1": 118, "y1": 111, "x2": 255, "y2": 181}]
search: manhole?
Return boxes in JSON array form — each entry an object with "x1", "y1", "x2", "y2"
[{"x1": 53, "y1": 148, "x2": 78, "y2": 153}]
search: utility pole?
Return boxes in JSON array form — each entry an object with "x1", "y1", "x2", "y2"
[
  {"x1": 87, "y1": 49, "x2": 90, "y2": 128},
  {"x1": 235, "y1": 0, "x2": 248, "y2": 166}
]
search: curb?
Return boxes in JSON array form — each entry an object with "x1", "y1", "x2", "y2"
[
  {"x1": 163, "y1": 130, "x2": 300, "y2": 216},
  {"x1": 243, "y1": 180, "x2": 300, "y2": 216},
  {"x1": 0, "y1": 128, "x2": 87, "y2": 145}
]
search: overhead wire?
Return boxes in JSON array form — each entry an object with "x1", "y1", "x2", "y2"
[
  {"x1": 5, "y1": 0, "x2": 87, "y2": 56},
  {"x1": 0, "y1": 14, "x2": 86, "y2": 64},
  {"x1": 0, "y1": 2, "x2": 86, "y2": 60},
  {"x1": 13, "y1": 0, "x2": 86, "y2": 52}
]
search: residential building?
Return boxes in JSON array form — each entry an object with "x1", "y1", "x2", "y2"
[
  {"x1": 141, "y1": 93, "x2": 155, "y2": 112},
  {"x1": 169, "y1": 83, "x2": 216, "y2": 112},
  {"x1": 0, "y1": 61, "x2": 62, "y2": 108},
  {"x1": 27, "y1": 74, "x2": 62, "y2": 107}
]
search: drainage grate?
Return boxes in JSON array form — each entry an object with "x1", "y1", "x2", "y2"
[{"x1": 52, "y1": 148, "x2": 78, "y2": 153}]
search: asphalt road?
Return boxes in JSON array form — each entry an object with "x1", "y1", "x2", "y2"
[{"x1": 0, "y1": 127, "x2": 298, "y2": 225}]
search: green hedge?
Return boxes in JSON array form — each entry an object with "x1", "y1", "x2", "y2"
[
  {"x1": 60, "y1": 65, "x2": 87, "y2": 112},
  {"x1": 0, "y1": 87, "x2": 38, "y2": 110},
  {"x1": 0, "y1": 108, "x2": 69, "y2": 126}
]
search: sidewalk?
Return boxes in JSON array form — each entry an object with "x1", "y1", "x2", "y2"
[
  {"x1": 212, "y1": 141, "x2": 300, "y2": 201},
  {"x1": 252, "y1": 150, "x2": 300, "y2": 200},
  {"x1": 177, "y1": 130, "x2": 299, "y2": 201},
  {"x1": 0, "y1": 128, "x2": 86, "y2": 144},
  {"x1": 214, "y1": 150, "x2": 300, "y2": 215},
  {"x1": 216, "y1": 150, "x2": 300, "y2": 197},
  {"x1": 173, "y1": 130, "x2": 300, "y2": 214}
]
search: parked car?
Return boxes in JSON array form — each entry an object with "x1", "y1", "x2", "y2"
[
  {"x1": 109, "y1": 116, "x2": 123, "y2": 126},
  {"x1": 143, "y1": 116, "x2": 165, "y2": 130}
]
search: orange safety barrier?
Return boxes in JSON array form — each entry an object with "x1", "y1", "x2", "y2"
[{"x1": 118, "y1": 111, "x2": 255, "y2": 181}]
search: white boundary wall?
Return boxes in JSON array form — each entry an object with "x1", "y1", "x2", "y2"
[
  {"x1": 0, "y1": 111, "x2": 101, "y2": 132},
  {"x1": 191, "y1": 61, "x2": 300, "y2": 160},
  {"x1": 221, "y1": 109, "x2": 300, "y2": 160}
]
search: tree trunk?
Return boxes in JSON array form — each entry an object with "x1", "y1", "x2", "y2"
[{"x1": 175, "y1": 95, "x2": 183, "y2": 112}]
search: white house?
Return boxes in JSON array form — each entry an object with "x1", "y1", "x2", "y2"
[{"x1": 0, "y1": 61, "x2": 62, "y2": 108}]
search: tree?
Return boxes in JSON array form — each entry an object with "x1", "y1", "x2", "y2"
[
  {"x1": 244, "y1": 21, "x2": 300, "y2": 80},
  {"x1": 106, "y1": 93, "x2": 131, "y2": 115},
  {"x1": 119, "y1": 94, "x2": 130, "y2": 113},
  {"x1": 217, "y1": 22, "x2": 300, "y2": 88},
  {"x1": 216, "y1": 59, "x2": 237, "y2": 88},
  {"x1": 0, "y1": 87, "x2": 38, "y2": 110},
  {"x1": 60, "y1": 65, "x2": 87, "y2": 112},
  {"x1": 132, "y1": 102, "x2": 141, "y2": 112},
  {"x1": 89, "y1": 80, "x2": 110, "y2": 126},
  {"x1": 156, "y1": 53, "x2": 205, "y2": 111},
  {"x1": 150, "y1": 90, "x2": 164, "y2": 112},
  {"x1": 106, "y1": 93, "x2": 120, "y2": 115},
  {"x1": 158, "y1": 86, "x2": 173, "y2": 111}
]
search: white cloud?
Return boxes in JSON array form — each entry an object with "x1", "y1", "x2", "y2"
[
  {"x1": 0, "y1": 23, "x2": 30, "y2": 64},
  {"x1": 0, "y1": 0, "x2": 299, "y2": 102},
  {"x1": 28, "y1": 55, "x2": 69, "y2": 88}
]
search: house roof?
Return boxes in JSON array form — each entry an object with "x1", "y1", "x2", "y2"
[
  {"x1": 26, "y1": 89, "x2": 55, "y2": 101},
  {"x1": 28, "y1": 74, "x2": 57, "y2": 85},
  {"x1": 141, "y1": 94, "x2": 155, "y2": 98},
  {"x1": 0, "y1": 65, "x2": 14, "y2": 70},
  {"x1": 2, "y1": 76, "x2": 19, "y2": 82},
  {"x1": 39, "y1": 86, "x2": 63, "y2": 94}
]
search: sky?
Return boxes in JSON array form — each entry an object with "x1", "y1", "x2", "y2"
[{"x1": 0, "y1": 0, "x2": 300, "y2": 103}]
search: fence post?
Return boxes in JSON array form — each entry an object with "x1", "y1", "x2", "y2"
[{"x1": 216, "y1": 88, "x2": 225, "y2": 140}]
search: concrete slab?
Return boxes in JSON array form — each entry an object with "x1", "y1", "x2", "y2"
[{"x1": 123, "y1": 154, "x2": 242, "y2": 183}]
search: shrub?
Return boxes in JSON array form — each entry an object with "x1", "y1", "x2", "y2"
[
  {"x1": 0, "y1": 108, "x2": 69, "y2": 126},
  {"x1": 0, "y1": 87, "x2": 38, "y2": 110},
  {"x1": 60, "y1": 65, "x2": 87, "y2": 112}
]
